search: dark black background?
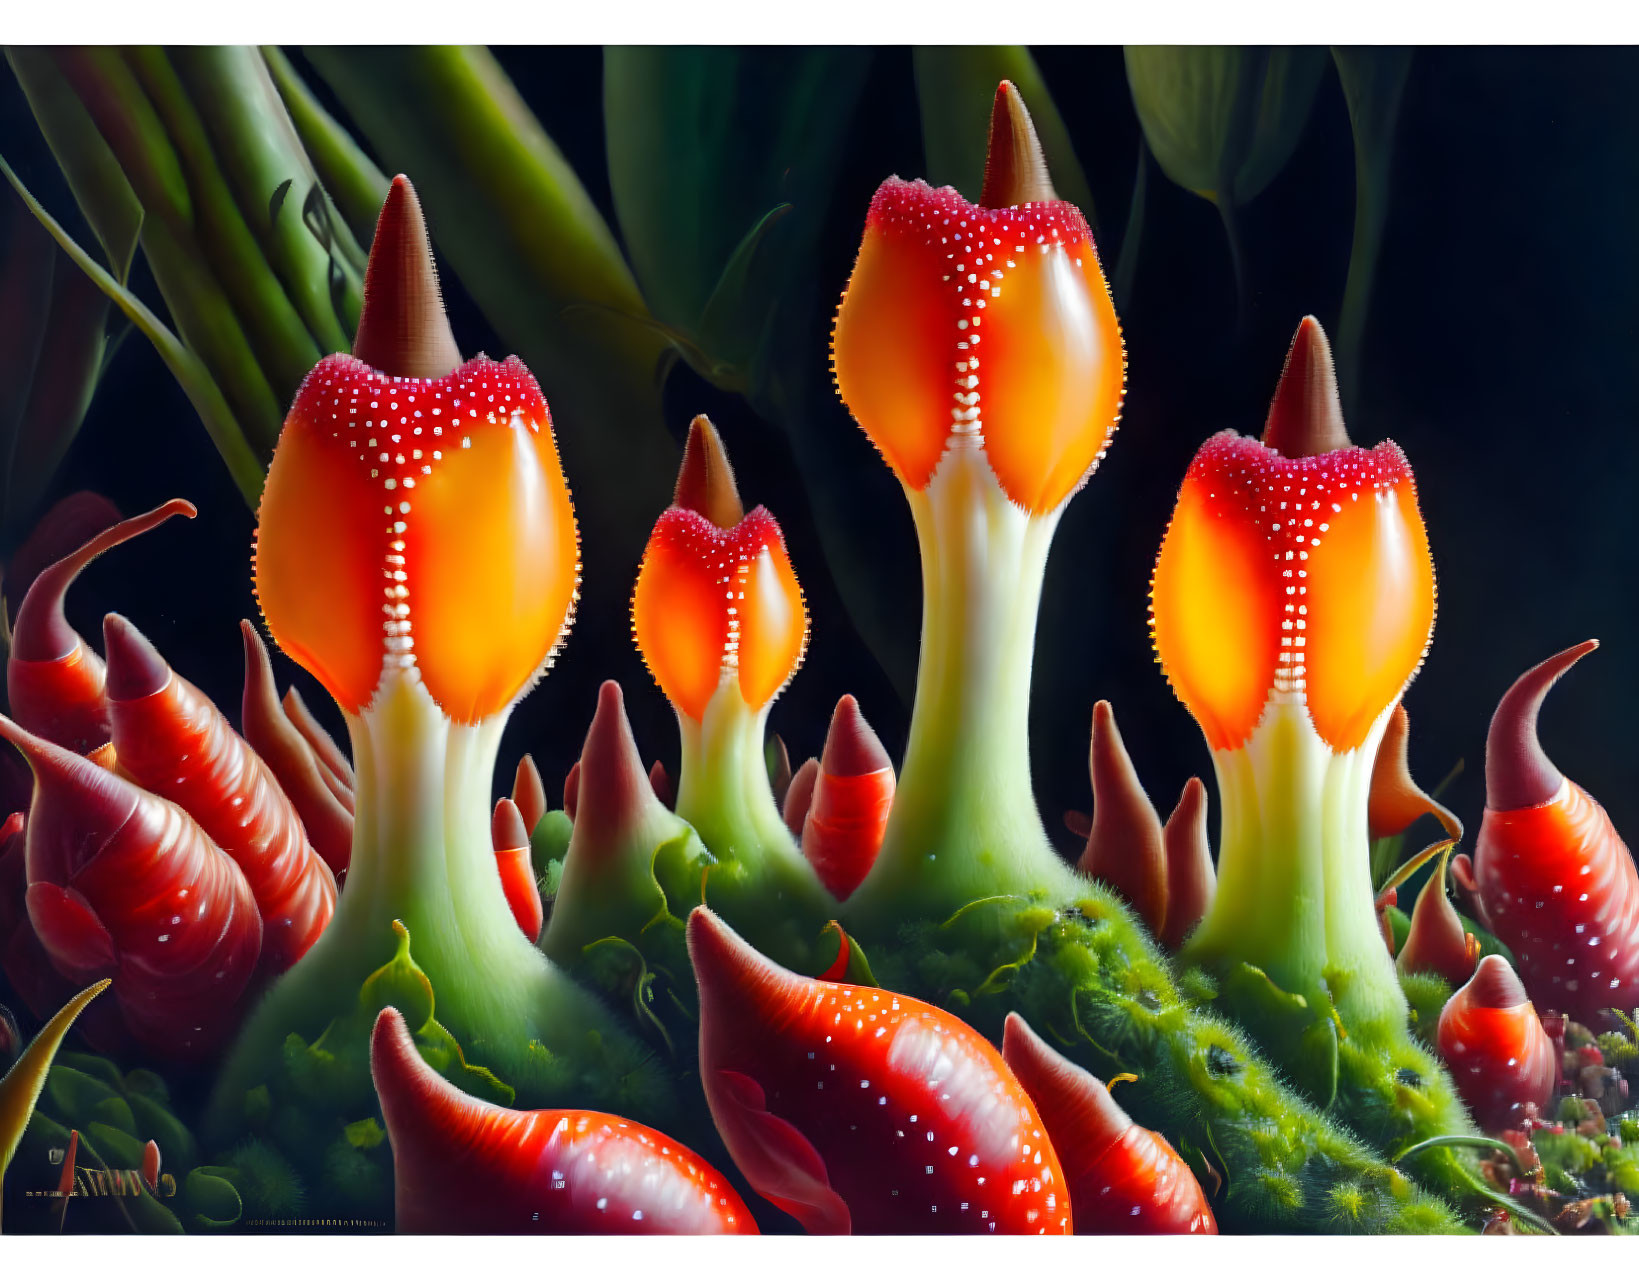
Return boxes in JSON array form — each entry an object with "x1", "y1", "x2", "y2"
[{"x1": 3, "y1": 46, "x2": 1635, "y2": 863}]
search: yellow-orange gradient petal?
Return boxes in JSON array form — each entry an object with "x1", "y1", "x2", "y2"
[
  {"x1": 1303, "y1": 453, "x2": 1434, "y2": 751},
  {"x1": 978, "y1": 233, "x2": 1124, "y2": 513},
  {"x1": 256, "y1": 377, "x2": 393, "y2": 714},
  {"x1": 404, "y1": 386, "x2": 579, "y2": 723},
  {"x1": 734, "y1": 514, "x2": 808, "y2": 711},
  {"x1": 1151, "y1": 443, "x2": 1283, "y2": 752},
  {"x1": 832, "y1": 188, "x2": 956, "y2": 491},
  {"x1": 632, "y1": 509, "x2": 733, "y2": 723},
  {"x1": 255, "y1": 353, "x2": 578, "y2": 723}
]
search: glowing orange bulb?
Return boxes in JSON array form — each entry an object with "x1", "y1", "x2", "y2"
[
  {"x1": 255, "y1": 353, "x2": 579, "y2": 723},
  {"x1": 631, "y1": 507, "x2": 807, "y2": 723},
  {"x1": 832, "y1": 177, "x2": 1124, "y2": 514}
]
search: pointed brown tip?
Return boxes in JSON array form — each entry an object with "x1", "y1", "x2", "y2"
[
  {"x1": 686, "y1": 905, "x2": 794, "y2": 1022},
  {"x1": 569, "y1": 680, "x2": 658, "y2": 843},
  {"x1": 674, "y1": 415, "x2": 744, "y2": 529},
  {"x1": 783, "y1": 757, "x2": 819, "y2": 836},
  {"x1": 1262, "y1": 317, "x2": 1351, "y2": 458},
  {"x1": 819, "y1": 696, "x2": 891, "y2": 778},
  {"x1": 1461, "y1": 954, "x2": 1531, "y2": 1011},
  {"x1": 1486, "y1": 641, "x2": 1597, "y2": 811},
  {"x1": 563, "y1": 760, "x2": 582, "y2": 823},
  {"x1": 1077, "y1": 701, "x2": 1166, "y2": 931},
  {"x1": 512, "y1": 754, "x2": 546, "y2": 836},
  {"x1": 1001, "y1": 1013, "x2": 1132, "y2": 1151},
  {"x1": 1160, "y1": 777, "x2": 1215, "y2": 950},
  {"x1": 1369, "y1": 703, "x2": 1464, "y2": 843},
  {"x1": 352, "y1": 175, "x2": 462, "y2": 379},
  {"x1": 491, "y1": 797, "x2": 529, "y2": 853},
  {"x1": 101, "y1": 614, "x2": 172, "y2": 703},
  {"x1": 980, "y1": 81, "x2": 1058, "y2": 208},
  {"x1": 649, "y1": 759, "x2": 674, "y2": 810}
]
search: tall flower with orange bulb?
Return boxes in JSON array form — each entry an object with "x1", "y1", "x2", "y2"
[
  {"x1": 631, "y1": 416, "x2": 831, "y2": 958},
  {"x1": 214, "y1": 176, "x2": 638, "y2": 1115},
  {"x1": 831, "y1": 81, "x2": 1124, "y2": 920},
  {"x1": 1154, "y1": 315, "x2": 1437, "y2": 1046}
]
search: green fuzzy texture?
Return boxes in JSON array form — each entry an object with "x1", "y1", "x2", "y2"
[
  {"x1": 1398, "y1": 971, "x2": 1454, "y2": 1047},
  {"x1": 850, "y1": 885, "x2": 1469, "y2": 1233},
  {"x1": 224, "y1": 1139, "x2": 307, "y2": 1220}
]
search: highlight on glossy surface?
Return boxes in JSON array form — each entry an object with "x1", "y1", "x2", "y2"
[
  {"x1": 1369, "y1": 703, "x2": 1462, "y2": 842},
  {"x1": 632, "y1": 504, "x2": 808, "y2": 722},
  {"x1": 1160, "y1": 777, "x2": 1215, "y2": 951},
  {"x1": 1395, "y1": 843, "x2": 1479, "y2": 988},
  {"x1": 800, "y1": 695, "x2": 895, "y2": 901},
  {"x1": 370, "y1": 1006, "x2": 755, "y2": 1234},
  {"x1": 1151, "y1": 318, "x2": 1435, "y2": 752},
  {"x1": 6, "y1": 499, "x2": 195, "y2": 754},
  {"x1": 1436, "y1": 955, "x2": 1556, "y2": 1132},
  {"x1": 254, "y1": 176, "x2": 579, "y2": 724},
  {"x1": 240, "y1": 620, "x2": 354, "y2": 877},
  {"x1": 1001, "y1": 1013, "x2": 1217, "y2": 1234},
  {"x1": 1075, "y1": 700, "x2": 1166, "y2": 933},
  {"x1": 1474, "y1": 641, "x2": 1639, "y2": 1025},
  {"x1": 104, "y1": 613, "x2": 336, "y2": 972},
  {"x1": 831, "y1": 89, "x2": 1124, "y2": 513},
  {"x1": 0, "y1": 714, "x2": 262, "y2": 1059},
  {"x1": 687, "y1": 906, "x2": 1069, "y2": 1235},
  {"x1": 492, "y1": 798, "x2": 542, "y2": 944}
]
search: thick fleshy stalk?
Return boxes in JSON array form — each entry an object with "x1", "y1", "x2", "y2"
[
  {"x1": 1076, "y1": 700, "x2": 1167, "y2": 933},
  {"x1": 1473, "y1": 641, "x2": 1639, "y2": 1026},
  {"x1": 800, "y1": 695, "x2": 894, "y2": 901},
  {"x1": 492, "y1": 798, "x2": 542, "y2": 943},
  {"x1": 540, "y1": 680, "x2": 703, "y2": 970},
  {"x1": 1437, "y1": 956, "x2": 1556, "y2": 1132},
  {"x1": 6, "y1": 500, "x2": 195, "y2": 753},
  {"x1": 632, "y1": 417, "x2": 830, "y2": 960},
  {"x1": 1001, "y1": 1014, "x2": 1217, "y2": 1234},
  {"x1": 371, "y1": 1006, "x2": 754, "y2": 1234},
  {"x1": 103, "y1": 613, "x2": 335, "y2": 972},
  {"x1": 240, "y1": 620, "x2": 355, "y2": 876},
  {"x1": 216, "y1": 176, "x2": 633, "y2": 1115},
  {"x1": 1161, "y1": 317, "x2": 1436, "y2": 1042},
  {"x1": 0, "y1": 715, "x2": 261, "y2": 1059},
  {"x1": 688, "y1": 907, "x2": 1069, "y2": 1235},
  {"x1": 832, "y1": 83, "x2": 1124, "y2": 925}
]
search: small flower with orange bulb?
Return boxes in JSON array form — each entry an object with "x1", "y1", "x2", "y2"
[
  {"x1": 214, "y1": 176, "x2": 640, "y2": 1116},
  {"x1": 830, "y1": 81, "x2": 1125, "y2": 922},
  {"x1": 631, "y1": 416, "x2": 831, "y2": 959}
]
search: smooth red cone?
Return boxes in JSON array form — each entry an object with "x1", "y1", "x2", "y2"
[
  {"x1": 99, "y1": 614, "x2": 169, "y2": 701},
  {"x1": 1438, "y1": 956, "x2": 1556, "y2": 1132},
  {"x1": 512, "y1": 754, "x2": 547, "y2": 836},
  {"x1": 783, "y1": 757, "x2": 819, "y2": 836},
  {"x1": 370, "y1": 1006, "x2": 755, "y2": 1234},
  {"x1": 350, "y1": 175, "x2": 461, "y2": 379},
  {"x1": 1001, "y1": 1013, "x2": 1216, "y2": 1234},
  {"x1": 240, "y1": 621, "x2": 353, "y2": 877},
  {"x1": 1261, "y1": 317, "x2": 1350, "y2": 459},
  {"x1": 1396, "y1": 844, "x2": 1479, "y2": 987},
  {"x1": 687, "y1": 907, "x2": 1069, "y2": 1235},
  {"x1": 7, "y1": 500, "x2": 194, "y2": 753},
  {"x1": 803, "y1": 696, "x2": 894, "y2": 900},
  {"x1": 568, "y1": 683, "x2": 660, "y2": 851},
  {"x1": 674, "y1": 415, "x2": 744, "y2": 530},
  {"x1": 1077, "y1": 701, "x2": 1166, "y2": 933},
  {"x1": 1160, "y1": 778, "x2": 1215, "y2": 950},
  {"x1": 1485, "y1": 640, "x2": 1597, "y2": 812},
  {"x1": 491, "y1": 798, "x2": 542, "y2": 943},
  {"x1": 980, "y1": 80, "x2": 1058, "y2": 207}
]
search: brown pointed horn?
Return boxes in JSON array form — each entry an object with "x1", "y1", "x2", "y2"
[
  {"x1": 1368, "y1": 703, "x2": 1463, "y2": 842},
  {"x1": 980, "y1": 81, "x2": 1057, "y2": 207},
  {"x1": 511, "y1": 754, "x2": 547, "y2": 836},
  {"x1": 1160, "y1": 777, "x2": 1215, "y2": 950},
  {"x1": 1262, "y1": 316, "x2": 1350, "y2": 458},
  {"x1": 351, "y1": 175, "x2": 462, "y2": 379},
  {"x1": 673, "y1": 415, "x2": 744, "y2": 529},
  {"x1": 1485, "y1": 641, "x2": 1598, "y2": 812},
  {"x1": 1076, "y1": 701, "x2": 1166, "y2": 932}
]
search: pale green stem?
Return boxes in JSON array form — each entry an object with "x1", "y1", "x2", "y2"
[
  {"x1": 1185, "y1": 698, "x2": 1405, "y2": 1034},
  {"x1": 847, "y1": 444, "x2": 1080, "y2": 929}
]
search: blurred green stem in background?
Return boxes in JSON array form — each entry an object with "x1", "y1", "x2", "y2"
[{"x1": 1333, "y1": 47, "x2": 1414, "y2": 411}]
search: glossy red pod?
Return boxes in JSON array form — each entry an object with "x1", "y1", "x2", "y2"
[
  {"x1": 1001, "y1": 1014, "x2": 1216, "y2": 1234},
  {"x1": 370, "y1": 1006, "x2": 756, "y2": 1234},
  {"x1": 1474, "y1": 642, "x2": 1639, "y2": 1026},
  {"x1": 102, "y1": 614, "x2": 336, "y2": 973},
  {"x1": 1396, "y1": 843, "x2": 1480, "y2": 988},
  {"x1": 801, "y1": 696, "x2": 894, "y2": 901},
  {"x1": 688, "y1": 906, "x2": 1069, "y2": 1235},
  {"x1": 6, "y1": 500, "x2": 195, "y2": 754},
  {"x1": 240, "y1": 620, "x2": 354, "y2": 877},
  {"x1": 1437, "y1": 955, "x2": 1557, "y2": 1132},
  {"x1": 492, "y1": 798, "x2": 542, "y2": 943},
  {"x1": 0, "y1": 715, "x2": 262, "y2": 1059}
]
